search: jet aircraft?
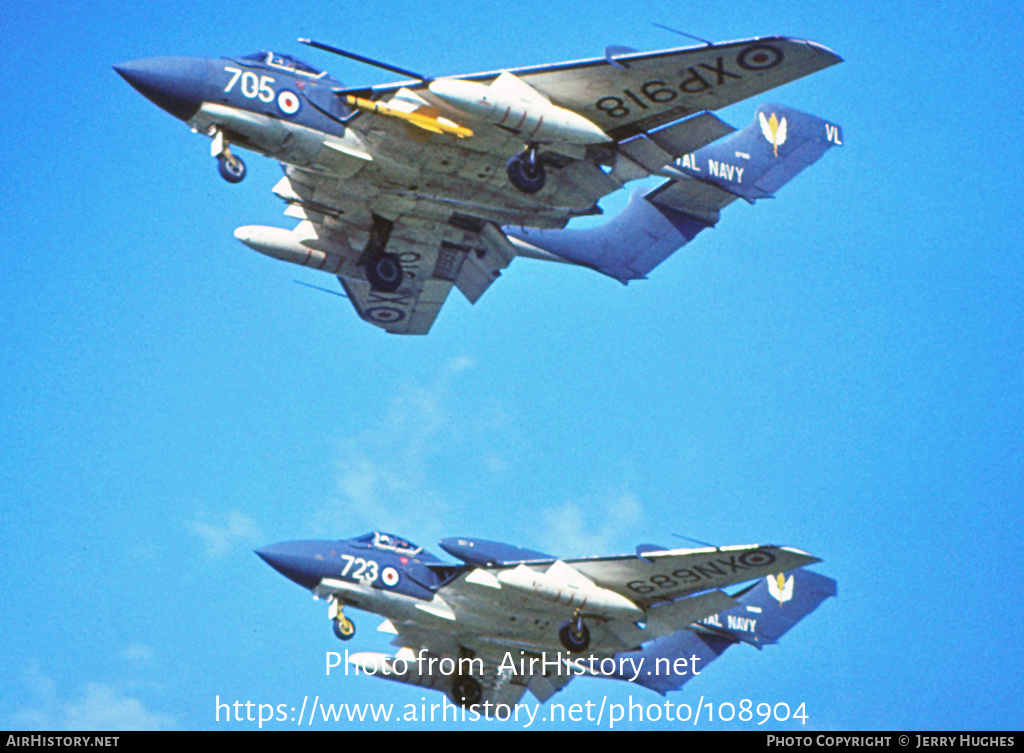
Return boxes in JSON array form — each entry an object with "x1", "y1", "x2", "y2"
[
  {"x1": 257, "y1": 531, "x2": 836, "y2": 708},
  {"x1": 116, "y1": 36, "x2": 843, "y2": 334}
]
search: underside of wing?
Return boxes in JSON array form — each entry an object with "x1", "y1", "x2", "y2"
[
  {"x1": 259, "y1": 166, "x2": 527, "y2": 334},
  {"x1": 367, "y1": 37, "x2": 840, "y2": 143},
  {"x1": 513, "y1": 37, "x2": 842, "y2": 140},
  {"x1": 350, "y1": 620, "x2": 574, "y2": 707},
  {"x1": 338, "y1": 276, "x2": 453, "y2": 335},
  {"x1": 565, "y1": 544, "x2": 821, "y2": 608}
]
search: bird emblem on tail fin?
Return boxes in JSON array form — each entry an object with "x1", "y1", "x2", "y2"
[
  {"x1": 767, "y1": 573, "x2": 794, "y2": 604},
  {"x1": 759, "y1": 111, "x2": 788, "y2": 156}
]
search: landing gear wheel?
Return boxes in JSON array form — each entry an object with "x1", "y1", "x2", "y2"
[
  {"x1": 450, "y1": 675, "x2": 483, "y2": 708},
  {"x1": 506, "y1": 150, "x2": 546, "y2": 194},
  {"x1": 559, "y1": 617, "x2": 591, "y2": 653},
  {"x1": 332, "y1": 617, "x2": 356, "y2": 641},
  {"x1": 365, "y1": 252, "x2": 403, "y2": 292},
  {"x1": 218, "y1": 154, "x2": 246, "y2": 183}
]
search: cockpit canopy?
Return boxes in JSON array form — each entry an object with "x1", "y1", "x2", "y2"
[
  {"x1": 238, "y1": 51, "x2": 326, "y2": 78},
  {"x1": 350, "y1": 531, "x2": 422, "y2": 556}
]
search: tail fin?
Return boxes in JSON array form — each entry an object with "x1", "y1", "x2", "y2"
[
  {"x1": 696, "y1": 569, "x2": 838, "y2": 647},
  {"x1": 676, "y1": 103, "x2": 845, "y2": 203},
  {"x1": 611, "y1": 569, "x2": 836, "y2": 694},
  {"x1": 505, "y1": 104, "x2": 843, "y2": 284}
]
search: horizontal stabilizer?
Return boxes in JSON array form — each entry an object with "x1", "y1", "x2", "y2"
[
  {"x1": 647, "y1": 111, "x2": 736, "y2": 158},
  {"x1": 645, "y1": 590, "x2": 741, "y2": 638}
]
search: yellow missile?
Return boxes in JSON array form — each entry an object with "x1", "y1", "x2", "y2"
[{"x1": 344, "y1": 95, "x2": 473, "y2": 139}]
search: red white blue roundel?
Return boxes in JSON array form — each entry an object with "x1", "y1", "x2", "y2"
[
  {"x1": 382, "y1": 567, "x2": 400, "y2": 587},
  {"x1": 277, "y1": 90, "x2": 301, "y2": 116}
]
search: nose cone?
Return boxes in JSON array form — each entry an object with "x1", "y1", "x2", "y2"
[
  {"x1": 114, "y1": 56, "x2": 209, "y2": 121},
  {"x1": 256, "y1": 541, "x2": 330, "y2": 589}
]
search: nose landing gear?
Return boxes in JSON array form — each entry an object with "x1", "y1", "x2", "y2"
[
  {"x1": 217, "y1": 154, "x2": 246, "y2": 183},
  {"x1": 328, "y1": 597, "x2": 356, "y2": 641},
  {"x1": 210, "y1": 127, "x2": 246, "y2": 183},
  {"x1": 332, "y1": 615, "x2": 356, "y2": 641}
]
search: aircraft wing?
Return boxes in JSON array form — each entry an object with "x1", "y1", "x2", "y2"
[
  {"x1": 373, "y1": 36, "x2": 841, "y2": 143},
  {"x1": 371, "y1": 621, "x2": 575, "y2": 706},
  {"x1": 511, "y1": 37, "x2": 841, "y2": 141},
  {"x1": 337, "y1": 272, "x2": 453, "y2": 335},
  {"x1": 565, "y1": 545, "x2": 820, "y2": 609},
  {"x1": 275, "y1": 166, "x2": 521, "y2": 334}
]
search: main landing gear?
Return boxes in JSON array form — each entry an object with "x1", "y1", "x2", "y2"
[
  {"x1": 362, "y1": 214, "x2": 403, "y2": 292},
  {"x1": 558, "y1": 613, "x2": 591, "y2": 653},
  {"x1": 506, "y1": 146, "x2": 546, "y2": 194},
  {"x1": 450, "y1": 674, "x2": 483, "y2": 708},
  {"x1": 365, "y1": 252, "x2": 403, "y2": 293}
]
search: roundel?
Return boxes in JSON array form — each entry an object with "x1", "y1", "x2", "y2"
[
  {"x1": 382, "y1": 567, "x2": 400, "y2": 587},
  {"x1": 737, "y1": 44, "x2": 783, "y2": 71},
  {"x1": 366, "y1": 306, "x2": 406, "y2": 324},
  {"x1": 277, "y1": 89, "x2": 301, "y2": 116},
  {"x1": 739, "y1": 549, "x2": 777, "y2": 568}
]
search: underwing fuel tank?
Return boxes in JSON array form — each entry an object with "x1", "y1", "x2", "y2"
[
  {"x1": 428, "y1": 72, "x2": 611, "y2": 145},
  {"x1": 344, "y1": 651, "x2": 455, "y2": 694},
  {"x1": 233, "y1": 225, "x2": 348, "y2": 274},
  {"x1": 497, "y1": 562, "x2": 645, "y2": 621}
]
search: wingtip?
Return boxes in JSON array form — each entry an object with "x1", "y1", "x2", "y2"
[{"x1": 804, "y1": 38, "x2": 844, "y2": 64}]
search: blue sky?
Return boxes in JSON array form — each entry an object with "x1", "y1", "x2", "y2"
[{"x1": 2, "y1": 0, "x2": 1022, "y2": 731}]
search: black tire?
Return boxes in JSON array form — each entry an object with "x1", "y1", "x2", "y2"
[
  {"x1": 365, "y1": 253, "x2": 403, "y2": 292},
  {"x1": 506, "y1": 153, "x2": 546, "y2": 194},
  {"x1": 332, "y1": 617, "x2": 356, "y2": 641},
  {"x1": 217, "y1": 154, "x2": 246, "y2": 183},
  {"x1": 450, "y1": 675, "x2": 483, "y2": 708},
  {"x1": 559, "y1": 618, "x2": 591, "y2": 653}
]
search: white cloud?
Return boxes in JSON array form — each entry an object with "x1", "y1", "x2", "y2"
[
  {"x1": 446, "y1": 355, "x2": 475, "y2": 373},
  {"x1": 188, "y1": 510, "x2": 262, "y2": 558},
  {"x1": 537, "y1": 488, "x2": 644, "y2": 556},
  {"x1": 483, "y1": 453, "x2": 507, "y2": 473},
  {"x1": 9, "y1": 666, "x2": 175, "y2": 731},
  {"x1": 120, "y1": 643, "x2": 157, "y2": 663},
  {"x1": 314, "y1": 358, "x2": 645, "y2": 558},
  {"x1": 315, "y1": 356, "x2": 514, "y2": 542}
]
